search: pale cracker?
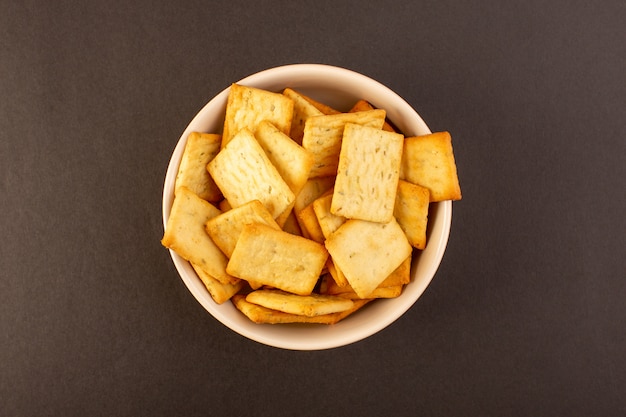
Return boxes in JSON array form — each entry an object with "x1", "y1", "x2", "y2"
[
  {"x1": 245, "y1": 289, "x2": 354, "y2": 317},
  {"x1": 175, "y1": 132, "x2": 223, "y2": 202},
  {"x1": 161, "y1": 187, "x2": 237, "y2": 284},
  {"x1": 394, "y1": 180, "x2": 430, "y2": 249},
  {"x1": 227, "y1": 223, "x2": 328, "y2": 296},
  {"x1": 302, "y1": 110, "x2": 386, "y2": 178},
  {"x1": 205, "y1": 199, "x2": 280, "y2": 258},
  {"x1": 331, "y1": 123, "x2": 404, "y2": 223},
  {"x1": 324, "y1": 218, "x2": 412, "y2": 299},
  {"x1": 400, "y1": 131, "x2": 462, "y2": 202},
  {"x1": 222, "y1": 83, "x2": 294, "y2": 148},
  {"x1": 207, "y1": 128, "x2": 295, "y2": 220}
]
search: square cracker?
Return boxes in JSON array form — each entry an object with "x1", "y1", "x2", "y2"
[
  {"x1": 207, "y1": 128, "x2": 295, "y2": 220},
  {"x1": 394, "y1": 180, "x2": 430, "y2": 249},
  {"x1": 331, "y1": 123, "x2": 404, "y2": 223},
  {"x1": 205, "y1": 199, "x2": 280, "y2": 258},
  {"x1": 324, "y1": 218, "x2": 412, "y2": 299},
  {"x1": 302, "y1": 109, "x2": 386, "y2": 178},
  {"x1": 161, "y1": 187, "x2": 237, "y2": 284},
  {"x1": 175, "y1": 132, "x2": 222, "y2": 202},
  {"x1": 227, "y1": 223, "x2": 328, "y2": 296},
  {"x1": 400, "y1": 131, "x2": 462, "y2": 202},
  {"x1": 254, "y1": 120, "x2": 314, "y2": 196},
  {"x1": 222, "y1": 83, "x2": 294, "y2": 148}
]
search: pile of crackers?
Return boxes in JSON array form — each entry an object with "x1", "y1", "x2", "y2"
[{"x1": 162, "y1": 83, "x2": 461, "y2": 324}]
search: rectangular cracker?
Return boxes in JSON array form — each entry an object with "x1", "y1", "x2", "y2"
[
  {"x1": 245, "y1": 289, "x2": 354, "y2": 317},
  {"x1": 205, "y1": 199, "x2": 280, "y2": 258},
  {"x1": 222, "y1": 83, "x2": 294, "y2": 147},
  {"x1": 324, "y1": 218, "x2": 412, "y2": 299},
  {"x1": 207, "y1": 128, "x2": 295, "y2": 220},
  {"x1": 231, "y1": 295, "x2": 362, "y2": 325},
  {"x1": 161, "y1": 187, "x2": 237, "y2": 284},
  {"x1": 400, "y1": 131, "x2": 462, "y2": 202},
  {"x1": 302, "y1": 109, "x2": 386, "y2": 178},
  {"x1": 282, "y1": 88, "x2": 325, "y2": 144},
  {"x1": 254, "y1": 120, "x2": 314, "y2": 196},
  {"x1": 394, "y1": 180, "x2": 430, "y2": 249},
  {"x1": 331, "y1": 123, "x2": 404, "y2": 223},
  {"x1": 175, "y1": 132, "x2": 223, "y2": 202},
  {"x1": 227, "y1": 223, "x2": 328, "y2": 295},
  {"x1": 191, "y1": 263, "x2": 244, "y2": 304}
]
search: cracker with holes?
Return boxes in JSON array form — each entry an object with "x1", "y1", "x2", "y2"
[
  {"x1": 325, "y1": 218, "x2": 412, "y2": 299},
  {"x1": 400, "y1": 131, "x2": 462, "y2": 202},
  {"x1": 227, "y1": 223, "x2": 328, "y2": 295},
  {"x1": 331, "y1": 123, "x2": 404, "y2": 223},
  {"x1": 207, "y1": 128, "x2": 295, "y2": 220},
  {"x1": 222, "y1": 83, "x2": 294, "y2": 148},
  {"x1": 175, "y1": 132, "x2": 223, "y2": 202},
  {"x1": 161, "y1": 187, "x2": 237, "y2": 285},
  {"x1": 302, "y1": 110, "x2": 386, "y2": 178}
]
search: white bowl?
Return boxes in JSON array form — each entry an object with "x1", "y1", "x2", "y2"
[{"x1": 162, "y1": 64, "x2": 452, "y2": 350}]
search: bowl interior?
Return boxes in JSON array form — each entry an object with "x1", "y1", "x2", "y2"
[{"x1": 162, "y1": 64, "x2": 452, "y2": 350}]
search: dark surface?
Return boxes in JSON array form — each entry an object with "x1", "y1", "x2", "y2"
[{"x1": 2, "y1": 1, "x2": 625, "y2": 416}]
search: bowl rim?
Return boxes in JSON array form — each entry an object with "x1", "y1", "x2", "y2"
[{"x1": 162, "y1": 63, "x2": 452, "y2": 350}]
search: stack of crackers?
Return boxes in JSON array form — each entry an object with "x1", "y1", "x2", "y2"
[{"x1": 162, "y1": 83, "x2": 461, "y2": 324}]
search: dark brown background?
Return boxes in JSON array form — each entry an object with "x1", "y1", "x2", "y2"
[{"x1": 1, "y1": 0, "x2": 624, "y2": 416}]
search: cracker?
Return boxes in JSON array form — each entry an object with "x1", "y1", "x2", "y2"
[
  {"x1": 231, "y1": 295, "x2": 359, "y2": 325},
  {"x1": 400, "y1": 131, "x2": 462, "y2": 202},
  {"x1": 207, "y1": 128, "x2": 295, "y2": 220},
  {"x1": 175, "y1": 132, "x2": 223, "y2": 202},
  {"x1": 254, "y1": 120, "x2": 314, "y2": 196},
  {"x1": 324, "y1": 218, "x2": 412, "y2": 299},
  {"x1": 222, "y1": 83, "x2": 294, "y2": 147},
  {"x1": 191, "y1": 263, "x2": 244, "y2": 304},
  {"x1": 302, "y1": 110, "x2": 386, "y2": 178},
  {"x1": 293, "y1": 177, "x2": 335, "y2": 237},
  {"x1": 296, "y1": 202, "x2": 325, "y2": 243},
  {"x1": 245, "y1": 289, "x2": 354, "y2": 317},
  {"x1": 161, "y1": 187, "x2": 237, "y2": 284},
  {"x1": 331, "y1": 123, "x2": 404, "y2": 223},
  {"x1": 348, "y1": 99, "x2": 396, "y2": 132},
  {"x1": 282, "y1": 88, "x2": 325, "y2": 144},
  {"x1": 205, "y1": 199, "x2": 280, "y2": 258},
  {"x1": 394, "y1": 180, "x2": 430, "y2": 249},
  {"x1": 227, "y1": 223, "x2": 328, "y2": 296},
  {"x1": 312, "y1": 193, "x2": 346, "y2": 239},
  {"x1": 296, "y1": 91, "x2": 341, "y2": 115}
]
